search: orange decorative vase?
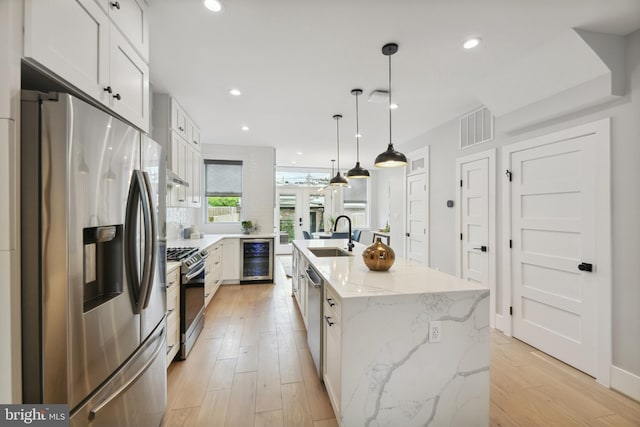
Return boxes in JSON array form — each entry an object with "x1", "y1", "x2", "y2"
[{"x1": 362, "y1": 237, "x2": 395, "y2": 271}]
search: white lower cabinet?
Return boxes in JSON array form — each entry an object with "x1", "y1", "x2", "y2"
[
  {"x1": 165, "y1": 267, "x2": 180, "y2": 366},
  {"x1": 323, "y1": 285, "x2": 342, "y2": 419},
  {"x1": 223, "y1": 238, "x2": 240, "y2": 283},
  {"x1": 205, "y1": 241, "x2": 223, "y2": 307}
]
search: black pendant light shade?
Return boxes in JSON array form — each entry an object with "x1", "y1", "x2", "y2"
[
  {"x1": 374, "y1": 143, "x2": 408, "y2": 167},
  {"x1": 375, "y1": 42, "x2": 407, "y2": 168},
  {"x1": 347, "y1": 88, "x2": 370, "y2": 178},
  {"x1": 330, "y1": 114, "x2": 348, "y2": 186}
]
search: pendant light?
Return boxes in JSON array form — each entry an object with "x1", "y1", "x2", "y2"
[
  {"x1": 374, "y1": 43, "x2": 407, "y2": 168},
  {"x1": 347, "y1": 89, "x2": 370, "y2": 178},
  {"x1": 330, "y1": 114, "x2": 348, "y2": 186}
]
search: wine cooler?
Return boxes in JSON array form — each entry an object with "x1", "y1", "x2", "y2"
[{"x1": 240, "y1": 238, "x2": 274, "y2": 283}]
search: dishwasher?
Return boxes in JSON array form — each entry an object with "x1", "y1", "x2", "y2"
[{"x1": 305, "y1": 264, "x2": 323, "y2": 377}]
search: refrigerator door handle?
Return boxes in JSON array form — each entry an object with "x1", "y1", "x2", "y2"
[
  {"x1": 88, "y1": 323, "x2": 166, "y2": 421},
  {"x1": 125, "y1": 170, "x2": 154, "y2": 314},
  {"x1": 140, "y1": 171, "x2": 157, "y2": 309}
]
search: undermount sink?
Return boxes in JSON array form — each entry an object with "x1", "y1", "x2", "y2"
[{"x1": 308, "y1": 247, "x2": 353, "y2": 257}]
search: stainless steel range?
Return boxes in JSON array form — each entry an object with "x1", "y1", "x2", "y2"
[{"x1": 167, "y1": 247, "x2": 209, "y2": 359}]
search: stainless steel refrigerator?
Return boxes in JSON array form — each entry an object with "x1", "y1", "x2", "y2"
[{"x1": 21, "y1": 91, "x2": 167, "y2": 426}]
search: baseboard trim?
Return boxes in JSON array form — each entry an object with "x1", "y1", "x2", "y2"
[
  {"x1": 494, "y1": 314, "x2": 511, "y2": 336},
  {"x1": 611, "y1": 365, "x2": 640, "y2": 402}
]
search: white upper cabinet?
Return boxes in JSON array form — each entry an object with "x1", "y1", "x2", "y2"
[
  {"x1": 109, "y1": 27, "x2": 149, "y2": 131},
  {"x1": 24, "y1": 0, "x2": 149, "y2": 131},
  {"x1": 95, "y1": 0, "x2": 149, "y2": 62},
  {"x1": 24, "y1": 0, "x2": 110, "y2": 103},
  {"x1": 170, "y1": 98, "x2": 188, "y2": 139}
]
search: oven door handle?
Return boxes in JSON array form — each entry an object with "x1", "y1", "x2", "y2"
[{"x1": 185, "y1": 263, "x2": 206, "y2": 282}]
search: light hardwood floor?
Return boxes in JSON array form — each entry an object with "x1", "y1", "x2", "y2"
[{"x1": 162, "y1": 256, "x2": 640, "y2": 427}]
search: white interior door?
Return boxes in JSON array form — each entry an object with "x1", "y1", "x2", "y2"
[
  {"x1": 456, "y1": 149, "x2": 496, "y2": 326},
  {"x1": 405, "y1": 147, "x2": 429, "y2": 264},
  {"x1": 406, "y1": 174, "x2": 427, "y2": 264},
  {"x1": 508, "y1": 129, "x2": 599, "y2": 376}
]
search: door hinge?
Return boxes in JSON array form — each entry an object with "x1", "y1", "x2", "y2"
[
  {"x1": 460, "y1": 233, "x2": 463, "y2": 241},
  {"x1": 509, "y1": 239, "x2": 512, "y2": 249},
  {"x1": 509, "y1": 306, "x2": 513, "y2": 316},
  {"x1": 424, "y1": 184, "x2": 427, "y2": 191},
  {"x1": 505, "y1": 170, "x2": 512, "y2": 182},
  {"x1": 460, "y1": 179, "x2": 463, "y2": 187}
]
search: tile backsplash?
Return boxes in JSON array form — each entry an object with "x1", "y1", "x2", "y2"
[{"x1": 167, "y1": 208, "x2": 199, "y2": 239}]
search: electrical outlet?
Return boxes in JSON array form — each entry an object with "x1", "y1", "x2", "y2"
[{"x1": 429, "y1": 321, "x2": 442, "y2": 343}]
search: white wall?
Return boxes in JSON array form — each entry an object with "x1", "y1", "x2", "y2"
[
  {"x1": 377, "y1": 29, "x2": 640, "y2": 381},
  {"x1": 199, "y1": 144, "x2": 276, "y2": 235},
  {"x1": 0, "y1": 0, "x2": 22, "y2": 403}
]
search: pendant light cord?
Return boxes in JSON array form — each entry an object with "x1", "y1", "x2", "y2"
[
  {"x1": 388, "y1": 54, "x2": 393, "y2": 145},
  {"x1": 355, "y1": 92, "x2": 360, "y2": 161},
  {"x1": 336, "y1": 117, "x2": 341, "y2": 172}
]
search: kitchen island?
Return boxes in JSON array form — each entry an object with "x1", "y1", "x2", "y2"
[{"x1": 292, "y1": 239, "x2": 489, "y2": 427}]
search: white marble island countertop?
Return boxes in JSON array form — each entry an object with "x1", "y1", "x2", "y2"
[{"x1": 292, "y1": 238, "x2": 488, "y2": 299}]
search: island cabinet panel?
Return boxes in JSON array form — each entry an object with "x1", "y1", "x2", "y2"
[{"x1": 292, "y1": 239, "x2": 490, "y2": 427}]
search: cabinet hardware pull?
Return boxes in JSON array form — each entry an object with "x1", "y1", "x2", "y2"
[
  {"x1": 103, "y1": 86, "x2": 112, "y2": 94},
  {"x1": 578, "y1": 262, "x2": 593, "y2": 272},
  {"x1": 166, "y1": 345, "x2": 174, "y2": 354},
  {"x1": 113, "y1": 93, "x2": 122, "y2": 101},
  {"x1": 178, "y1": 126, "x2": 184, "y2": 132},
  {"x1": 324, "y1": 315, "x2": 334, "y2": 326},
  {"x1": 167, "y1": 280, "x2": 175, "y2": 288},
  {"x1": 473, "y1": 246, "x2": 488, "y2": 252},
  {"x1": 326, "y1": 297, "x2": 335, "y2": 307},
  {"x1": 167, "y1": 308, "x2": 174, "y2": 314},
  {"x1": 110, "y1": 1, "x2": 120, "y2": 9},
  {"x1": 205, "y1": 293, "x2": 210, "y2": 298}
]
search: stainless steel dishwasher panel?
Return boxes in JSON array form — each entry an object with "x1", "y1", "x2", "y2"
[{"x1": 305, "y1": 265, "x2": 323, "y2": 377}]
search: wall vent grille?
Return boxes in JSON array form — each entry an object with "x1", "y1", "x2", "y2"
[{"x1": 459, "y1": 107, "x2": 493, "y2": 149}]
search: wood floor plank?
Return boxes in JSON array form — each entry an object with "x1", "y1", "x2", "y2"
[
  {"x1": 208, "y1": 357, "x2": 237, "y2": 391},
  {"x1": 160, "y1": 407, "x2": 199, "y2": 427},
  {"x1": 195, "y1": 389, "x2": 230, "y2": 427},
  {"x1": 313, "y1": 419, "x2": 339, "y2": 427},
  {"x1": 256, "y1": 332, "x2": 282, "y2": 413},
  {"x1": 255, "y1": 410, "x2": 284, "y2": 427},
  {"x1": 278, "y1": 343, "x2": 303, "y2": 384},
  {"x1": 224, "y1": 371, "x2": 257, "y2": 427},
  {"x1": 281, "y1": 382, "x2": 314, "y2": 427},
  {"x1": 236, "y1": 345, "x2": 259, "y2": 373},
  {"x1": 298, "y1": 348, "x2": 334, "y2": 421}
]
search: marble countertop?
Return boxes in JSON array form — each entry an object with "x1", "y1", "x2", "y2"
[{"x1": 292, "y1": 239, "x2": 488, "y2": 299}]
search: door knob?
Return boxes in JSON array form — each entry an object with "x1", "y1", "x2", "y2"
[
  {"x1": 578, "y1": 262, "x2": 593, "y2": 272},
  {"x1": 473, "y1": 246, "x2": 488, "y2": 252}
]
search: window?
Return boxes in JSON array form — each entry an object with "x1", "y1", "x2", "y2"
[
  {"x1": 205, "y1": 160, "x2": 242, "y2": 223},
  {"x1": 343, "y1": 178, "x2": 368, "y2": 227}
]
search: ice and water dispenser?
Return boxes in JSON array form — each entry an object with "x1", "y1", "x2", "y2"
[{"x1": 83, "y1": 225, "x2": 123, "y2": 312}]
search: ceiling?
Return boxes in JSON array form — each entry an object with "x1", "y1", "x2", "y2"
[{"x1": 148, "y1": 0, "x2": 640, "y2": 169}]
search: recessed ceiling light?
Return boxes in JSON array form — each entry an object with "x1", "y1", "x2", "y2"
[
  {"x1": 389, "y1": 103, "x2": 399, "y2": 110},
  {"x1": 463, "y1": 38, "x2": 481, "y2": 49},
  {"x1": 296, "y1": 151, "x2": 303, "y2": 155},
  {"x1": 241, "y1": 125, "x2": 249, "y2": 131},
  {"x1": 204, "y1": 0, "x2": 224, "y2": 12},
  {"x1": 291, "y1": 161, "x2": 297, "y2": 164},
  {"x1": 229, "y1": 88, "x2": 241, "y2": 96},
  {"x1": 355, "y1": 133, "x2": 362, "y2": 138}
]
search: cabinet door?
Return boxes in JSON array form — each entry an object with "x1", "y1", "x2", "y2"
[
  {"x1": 109, "y1": 25, "x2": 149, "y2": 131},
  {"x1": 103, "y1": 0, "x2": 149, "y2": 62},
  {"x1": 323, "y1": 301, "x2": 341, "y2": 417},
  {"x1": 170, "y1": 98, "x2": 188, "y2": 138},
  {"x1": 191, "y1": 125, "x2": 201, "y2": 148},
  {"x1": 191, "y1": 148, "x2": 201, "y2": 207},
  {"x1": 24, "y1": 0, "x2": 110, "y2": 104},
  {"x1": 222, "y1": 239, "x2": 240, "y2": 282}
]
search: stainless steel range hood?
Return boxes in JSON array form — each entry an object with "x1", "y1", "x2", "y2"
[{"x1": 167, "y1": 169, "x2": 189, "y2": 187}]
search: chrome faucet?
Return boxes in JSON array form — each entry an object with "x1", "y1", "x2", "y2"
[{"x1": 333, "y1": 215, "x2": 354, "y2": 252}]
